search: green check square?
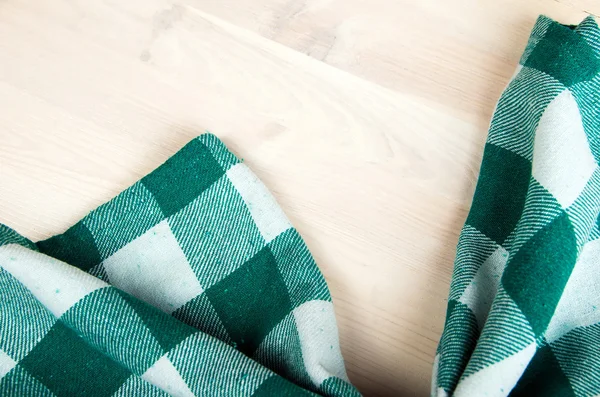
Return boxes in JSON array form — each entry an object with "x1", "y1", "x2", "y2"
[
  {"x1": 18, "y1": 321, "x2": 131, "y2": 397},
  {"x1": 503, "y1": 211, "x2": 578, "y2": 336},
  {"x1": 511, "y1": 345, "x2": 575, "y2": 396},
  {"x1": 37, "y1": 221, "x2": 101, "y2": 272},
  {"x1": 466, "y1": 143, "x2": 531, "y2": 245},
  {"x1": 198, "y1": 133, "x2": 240, "y2": 171},
  {"x1": 525, "y1": 22, "x2": 600, "y2": 87},
  {"x1": 142, "y1": 138, "x2": 225, "y2": 217},
  {"x1": 205, "y1": 247, "x2": 293, "y2": 356}
]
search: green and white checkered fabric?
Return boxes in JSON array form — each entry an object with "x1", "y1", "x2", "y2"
[
  {"x1": 0, "y1": 134, "x2": 360, "y2": 396},
  {"x1": 2, "y1": 14, "x2": 600, "y2": 397},
  {"x1": 433, "y1": 15, "x2": 600, "y2": 397}
]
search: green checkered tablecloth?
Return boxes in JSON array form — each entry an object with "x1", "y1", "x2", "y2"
[
  {"x1": 0, "y1": 14, "x2": 599, "y2": 397},
  {"x1": 433, "y1": 15, "x2": 600, "y2": 397},
  {"x1": 0, "y1": 132, "x2": 359, "y2": 397}
]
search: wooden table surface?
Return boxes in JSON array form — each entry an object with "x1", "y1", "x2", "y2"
[{"x1": 1, "y1": 1, "x2": 598, "y2": 395}]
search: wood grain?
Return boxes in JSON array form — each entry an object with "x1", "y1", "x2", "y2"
[{"x1": 0, "y1": 1, "x2": 596, "y2": 395}]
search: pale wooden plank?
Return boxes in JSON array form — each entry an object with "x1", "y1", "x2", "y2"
[{"x1": 180, "y1": 0, "x2": 598, "y2": 127}]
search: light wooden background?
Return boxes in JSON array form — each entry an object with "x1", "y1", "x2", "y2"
[{"x1": 1, "y1": 0, "x2": 598, "y2": 395}]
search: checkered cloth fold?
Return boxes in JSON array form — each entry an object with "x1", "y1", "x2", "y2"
[
  {"x1": 433, "y1": 15, "x2": 600, "y2": 397},
  {"x1": 1, "y1": 13, "x2": 599, "y2": 397},
  {"x1": 0, "y1": 134, "x2": 360, "y2": 396}
]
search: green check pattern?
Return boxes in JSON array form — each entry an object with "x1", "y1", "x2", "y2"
[
  {"x1": 1, "y1": 14, "x2": 600, "y2": 397},
  {"x1": 0, "y1": 133, "x2": 360, "y2": 396},
  {"x1": 433, "y1": 15, "x2": 600, "y2": 397}
]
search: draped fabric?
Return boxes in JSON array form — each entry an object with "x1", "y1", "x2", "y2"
[{"x1": 1, "y1": 14, "x2": 599, "y2": 397}]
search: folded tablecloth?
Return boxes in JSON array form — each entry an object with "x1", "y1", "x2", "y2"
[
  {"x1": 433, "y1": 14, "x2": 600, "y2": 397},
  {"x1": 0, "y1": 14, "x2": 599, "y2": 397},
  {"x1": 0, "y1": 132, "x2": 359, "y2": 397}
]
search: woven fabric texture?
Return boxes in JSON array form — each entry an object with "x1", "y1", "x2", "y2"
[
  {"x1": 1, "y1": 14, "x2": 600, "y2": 397},
  {"x1": 433, "y1": 15, "x2": 600, "y2": 397},
  {"x1": 0, "y1": 134, "x2": 359, "y2": 396}
]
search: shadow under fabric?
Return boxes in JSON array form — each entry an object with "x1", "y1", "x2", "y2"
[{"x1": 0, "y1": 14, "x2": 599, "y2": 397}]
